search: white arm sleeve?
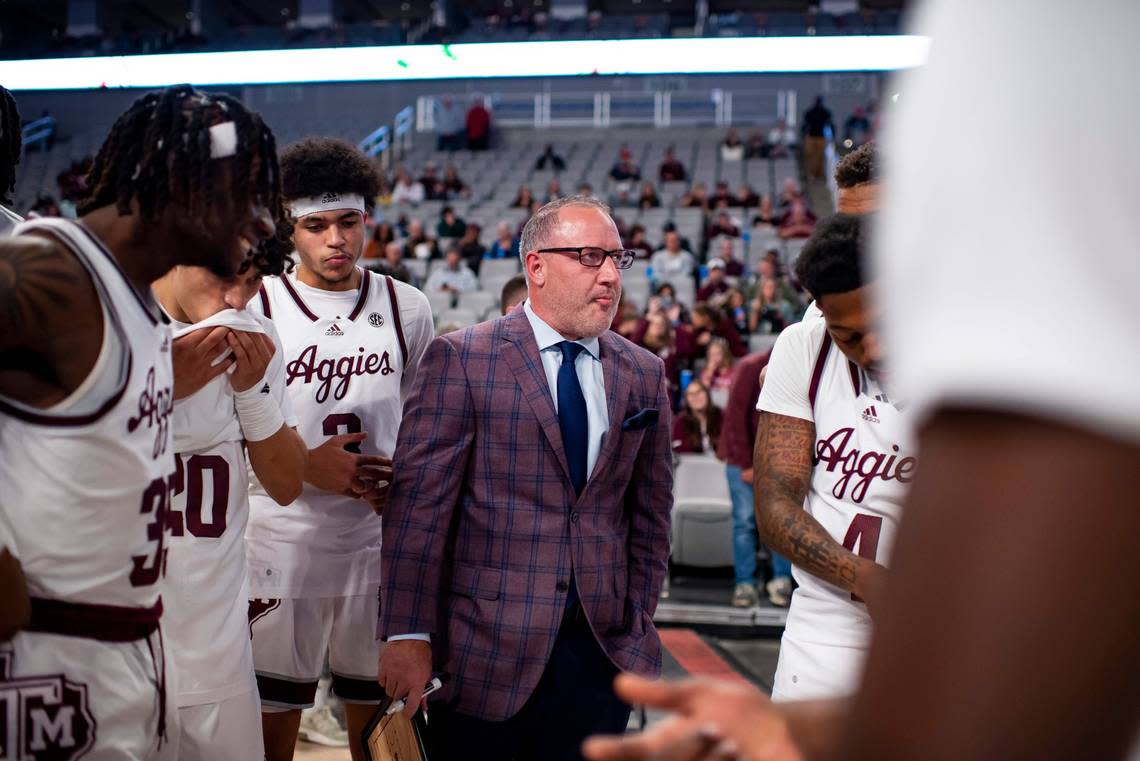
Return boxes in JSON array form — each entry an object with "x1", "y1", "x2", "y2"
[
  {"x1": 395, "y1": 283, "x2": 437, "y2": 405},
  {"x1": 261, "y1": 319, "x2": 298, "y2": 428},
  {"x1": 756, "y1": 320, "x2": 820, "y2": 423}
]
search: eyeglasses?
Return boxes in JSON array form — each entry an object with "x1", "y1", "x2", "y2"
[{"x1": 536, "y1": 246, "x2": 636, "y2": 270}]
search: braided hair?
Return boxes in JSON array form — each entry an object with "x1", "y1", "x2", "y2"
[
  {"x1": 79, "y1": 85, "x2": 286, "y2": 274},
  {"x1": 0, "y1": 86, "x2": 22, "y2": 206}
]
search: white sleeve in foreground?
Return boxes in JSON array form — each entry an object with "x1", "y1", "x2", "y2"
[
  {"x1": 258, "y1": 316, "x2": 298, "y2": 428},
  {"x1": 395, "y1": 282, "x2": 437, "y2": 405},
  {"x1": 756, "y1": 320, "x2": 818, "y2": 423}
]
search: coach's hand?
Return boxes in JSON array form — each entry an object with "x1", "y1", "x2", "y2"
[
  {"x1": 172, "y1": 326, "x2": 233, "y2": 400},
  {"x1": 583, "y1": 675, "x2": 804, "y2": 761},
  {"x1": 378, "y1": 639, "x2": 433, "y2": 721},
  {"x1": 225, "y1": 330, "x2": 276, "y2": 393}
]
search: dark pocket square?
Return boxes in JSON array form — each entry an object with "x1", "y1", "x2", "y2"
[{"x1": 621, "y1": 408, "x2": 659, "y2": 431}]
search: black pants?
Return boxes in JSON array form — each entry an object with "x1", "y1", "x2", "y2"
[{"x1": 426, "y1": 610, "x2": 631, "y2": 761}]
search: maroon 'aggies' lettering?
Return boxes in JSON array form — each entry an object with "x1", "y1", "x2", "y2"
[
  {"x1": 284, "y1": 344, "x2": 395, "y2": 403},
  {"x1": 814, "y1": 427, "x2": 919, "y2": 503},
  {"x1": 126, "y1": 365, "x2": 175, "y2": 459}
]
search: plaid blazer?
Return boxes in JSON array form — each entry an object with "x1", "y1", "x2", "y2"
[{"x1": 379, "y1": 306, "x2": 674, "y2": 721}]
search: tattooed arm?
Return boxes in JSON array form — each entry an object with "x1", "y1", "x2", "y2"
[
  {"x1": 0, "y1": 235, "x2": 104, "y2": 407},
  {"x1": 753, "y1": 411, "x2": 887, "y2": 611}
]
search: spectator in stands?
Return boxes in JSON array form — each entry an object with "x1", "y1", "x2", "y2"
[
  {"x1": 699, "y1": 338, "x2": 735, "y2": 395},
  {"x1": 486, "y1": 221, "x2": 519, "y2": 259},
  {"x1": 545, "y1": 177, "x2": 564, "y2": 202},
  {"x1": 706, "y1": 211, "x2": 742, "y2": 243},
  {"x1": 752, "y1": 194, "x2": 777, "y2": 228},
  {"x1": 612, "y1": 294, "x2": 643, "y2": 339},
  {"x1": 658, "y1": 147, "x2": 687, "y2": 182},
  {"x1": 650, "y1": 231, "x2": 696, "y2": 286},
  {"x1": 364, "y1": 221, "x2": 396, "y2": 262},
  {"x1": 764, "y1": 119, "x2": 796, "y2": 159},
  {"x1": 425, "y1": 246, "x2": 479, "y2": 296},
  {"x1": 465, "y1": 97, "x2": 491, "y2": 150},
  {"x1": 680, "y1": 182, "x2": 709, "y2": 210},
  {"x1": 577, "y1": 182, "x2": 594, "y2": 198},
  {"x1": 635, "y1": 311, "x2": 684, "y2": 406},
  {"x1": 26, "y1": 196, "x2": 60, "y2": 218},
  {"x1": 374, "y1": 179, "x2": 394, "y2": 209},
  {"x1": 732, "y1": 183, "x2": 760, "y2": 208},
  {"x1": 802, "y1": 95, "x2": 834, "y2": 179},
  {"x1": 778, "y1": 196, "x2": 817, "y2": 239},
  {"x1": 626, "y1": 225, "x2": 654, "y2": 259},
  {"x1": 516, "y1": 199, "x2": 542, "y2": 239},
  {"x1": 458, "y1": 223, "x2": 486, "y2": 275},
  {"x1": 755, "y1": 256, "x2": 799, "y2": 303},
  {"x1": 499, "y1": 273, "x2": 528, "y2": 315},
  {"x1": 778, "y1": 178, "x2": 803, "y2": 212},
  {"x1": 376, "y1": 241, "x2": 414, "y2": 284},
  {"x1": 56, "y1": 156, "x2": 91, "y2": 203},
  {"x1": 709, "y1": 181, "x2": 734, "y2": 208},
  {"x1": 442, "y1": 164, "x2": 470, "y2": 199},
  {"x1": 637, "y1": 182, "x2": 661, "y2": 209},
  {"x1": 748, "y1": 277, "x2": 797, "y2": 335},
  {"x1": 608, "y1": 147, "x2": 641, "y2": 182},
  {"x1": 661, "y1": 221, "x2": 696, "y2": 255},
  {"x1": 419, "y1": 162, "x2": 446, "y2": 200},
  {"x1": 713, "y1": 236, "x2": 745, "y2": 278},
  {"x1": 435, "y1": 96, "x2": 467, "y2": 151},
  {"x1": 844, "y1": 105, "x2": 872, "y2": 147},
  {"x1": 511, "y1": 185, "x2": 535, "y2": 208},
  {"x1": 671, "y1": 380, "x2": 722, "y2": 454},
  {"x1": 720, "y1": 129, "x2": 745, "y2": 162},
  {"x1": 697, "y1": 258, "x2": 732, "y2": 303},
  {"x1": 436, "y1": 206, "x2": 467, "y2": 240},
  {"x1": 689, "y1": 303, "x2": 747, "y2": 358},
  {"x1": 392, "y1": 167, "x2": 425, "y2": 205},
  {"x1": 745, "y1": 131, "x2": 767, "y2": 159},
  {"x1": 404, "y1": 218, "x2": 439, "y2": 260},
  {"x1": 724, "y1": 288, "x2": 749, "y2": 335},
  {"x1": 534, "y1": 143, "x2": 566, "y2": 172}
]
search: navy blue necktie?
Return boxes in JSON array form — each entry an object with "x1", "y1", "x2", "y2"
[{"x1": 556, "y1": 341, "x2": 589, "y2": 496}]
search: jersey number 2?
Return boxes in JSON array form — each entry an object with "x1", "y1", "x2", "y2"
[
  {"x1": 323, "y1": 413, "x2": 363, "y2": 453},
  {"x1": 842, "y1": 513, "x2": 883, "y2": 603}
]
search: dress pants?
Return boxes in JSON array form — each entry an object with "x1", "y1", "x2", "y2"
[{"x1": 426, "y1": 607, "x2": 631, "y2": 761}]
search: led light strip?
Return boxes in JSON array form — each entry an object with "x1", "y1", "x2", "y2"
[{"x1": 0, "y1": 35, "x2": 929, "y2": 91}]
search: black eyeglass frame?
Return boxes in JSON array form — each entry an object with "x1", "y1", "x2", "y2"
[{"x1": 535, "y1": 246, "x2": 636, "y2": 270}]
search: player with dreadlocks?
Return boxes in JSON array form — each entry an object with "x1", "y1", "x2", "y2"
[
  {"x1": 0, "y1": 84, "x2": 284, "y2": 759},
  {"x1": 0, "y1": 85, "x2": 24, "y2": 234}
]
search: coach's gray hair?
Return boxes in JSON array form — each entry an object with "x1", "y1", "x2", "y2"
[{"x1": 519, "y1": 195, "x2": 613, "y2": 264}]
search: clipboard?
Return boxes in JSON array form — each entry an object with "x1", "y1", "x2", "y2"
[{"x1": 361, "y1": 675, "x2": 448, "y2": 761}]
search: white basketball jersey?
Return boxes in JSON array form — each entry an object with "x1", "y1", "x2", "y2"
[
  {"x1": 164, "y1": 308, "x2": 295, "y2": 706},
  {"x1": 247, "y1": 268, "x2": 430, "y2": 598},
  {"x1": 758, "y1": 317, "x2": 917, "y2": 699},
  {"x1": 0, "y1": 217, "x2": 176, "y2": 609}
]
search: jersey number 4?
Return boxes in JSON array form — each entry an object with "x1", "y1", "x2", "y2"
[{"x1": 842, "y1": 513, "x2": 883, "y2": 603}]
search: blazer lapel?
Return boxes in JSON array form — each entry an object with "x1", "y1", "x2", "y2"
[
  {"x1": 500, "y1": 310, "x2": 573, "y2": 486},
  {"x1": 589, "y1": 332, "x2": 631, "y2": 488}
]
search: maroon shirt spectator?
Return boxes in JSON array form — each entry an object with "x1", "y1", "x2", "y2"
[
  {"x1": 697, "y1": 260, "x2": 731, "y2": 302},
  {"x1": 658, "y1": 147, "x2": 687, "y2": 182},
  {"x1": 715, "y1": 351, "x2": 772, "y2": 469},
  {"x1": 687, "y1": 303, "x2": 747, "y2": 359},
  {"x1": 466, "y1": 101, "x2": 491, "y2": 150},
  {"x1": 671, "y1": 381, "x2": 722, "y2": 454}
]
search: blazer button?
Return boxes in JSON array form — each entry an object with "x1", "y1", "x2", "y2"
[
  {"x1": 570, "y1": 511, "x2": 580, "y2": 523},
  {"x1": 556, "y1": 581, "x2": 569, "y2": 592}
]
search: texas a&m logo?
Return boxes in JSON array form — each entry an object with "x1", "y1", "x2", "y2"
[{"x1": 0, "y1": 651, "x2": 96, "y2": 760}]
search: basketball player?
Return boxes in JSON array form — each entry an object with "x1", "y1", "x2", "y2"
[
  {"x1": 0, "y1": 85, "x2": 283, "y2": 759},
  {"x1": 154, "y1": 235, "x2": 308, "y2": 760},
  {"x1": 755, "y1": 213, "x2": 913, "y2": 701},
  {"x1": 246, "y1": 137, "x2": 434, "y2": 761}
]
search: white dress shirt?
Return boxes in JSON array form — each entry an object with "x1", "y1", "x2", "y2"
[{"x1": 389, "y1": 300, "x2": 610, "y2": 643}]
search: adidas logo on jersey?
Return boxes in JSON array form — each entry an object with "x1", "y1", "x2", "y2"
[
  {"x1": 862, "y1": 405, "x2": 880, "y2": 423},
  {"x1": 160, "y1": 335, "x2": 170, "y2": 353},
  {"x1": 325, "y1": 323, "x2": 344, "y2": 336},
  {"x1": 260, "y1": 383, "x2": 271, "y2": 395}
]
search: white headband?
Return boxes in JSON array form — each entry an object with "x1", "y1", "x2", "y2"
[{"x1": 286, "y1": 192, "x2": 366, "y2": 219}]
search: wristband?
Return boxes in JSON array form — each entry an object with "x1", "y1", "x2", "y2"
[{"x1": 234, "y1": 384, "x2": 285, "y2": 442}]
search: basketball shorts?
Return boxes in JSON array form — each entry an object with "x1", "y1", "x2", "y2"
[
  {"x1": 249, "y1": 592, "x2": 385, "y2": 710},
  {"x1": 0, "y1": 628, "x2": 179, "y2": 760},
  {"x1": 770, "y1": 632, "x2": 865, "y2": 702},
  {"x1": 177, "y1": 688, "x2": 263, "y2": 760}
]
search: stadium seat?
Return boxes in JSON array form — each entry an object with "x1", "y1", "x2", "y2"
[
  {"x1": 670, "y1": 454, "x2": 733, "y2": 568},
  {"x1": 457, "y1": 290, "x2": 498, "y2": 318},
  {"x1": 480, "y1": 258, "x2": 521, "y2": 282},
  {"x1": 749, "y1": 333, "x2": 779, "y2": 355}
]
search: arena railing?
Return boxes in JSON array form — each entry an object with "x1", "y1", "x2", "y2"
[{"x1": 359, "y1": 105, "x2": 416, "y2": 170}]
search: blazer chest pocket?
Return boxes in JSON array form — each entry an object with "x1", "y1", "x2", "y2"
[{"x1": 447, "y1": 563, "x2": 502, "y2": 601}]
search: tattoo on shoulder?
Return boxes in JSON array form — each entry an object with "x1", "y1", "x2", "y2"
[{"x1": 0, "y1": 238, "x2": 86, "y2": 343}]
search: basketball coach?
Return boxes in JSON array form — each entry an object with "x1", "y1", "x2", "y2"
[{"x1": 378, "y1": 196, "x2": 674, "y2": 760}]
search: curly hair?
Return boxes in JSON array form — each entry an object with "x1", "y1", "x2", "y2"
[
  {"x1": 834, "y1": 141, "x2": 877, "y2": 189},
  {"x1": 794, "y1": 213, "x2": 866, "y2": 300},
  {"x1": 0, "y1": 86, "x2": 21, "y2": 206},
  {"x1": 79, "y1": 85, "x2": 283, "y2": 238},
  {"x1": 279, "y1": 138, "x2": 380, "y2": 212}
]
